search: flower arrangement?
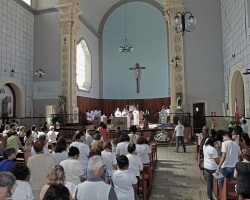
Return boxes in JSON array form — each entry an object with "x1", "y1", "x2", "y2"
[{"x1": 154, "y1": 131, "x2": 169, "y2": 143}]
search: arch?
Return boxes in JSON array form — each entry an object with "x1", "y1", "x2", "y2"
[
  {"x1": 76, "y1": 38, "x2": 92, "y2": 92},
  {"x1": 230, "y1": 69, "x2": 244, "y2": 117},
  {"x1": 98, "y1": 0, "x2": 165, "y2": 35},
  {"x1": 0, "y1": 80, "x2": 25, "y2": 118}
]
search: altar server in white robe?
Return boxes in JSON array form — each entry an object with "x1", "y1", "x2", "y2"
[
  {"x1": 115, "y1": 108, "x2": 122, "y2": 117},
  {"x1": 133, "y1": 108, "x2": 140, "y2": 126}
]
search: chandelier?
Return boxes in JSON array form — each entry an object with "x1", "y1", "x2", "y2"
[
  {"x1": 174, "y1": 12, "x2": 196, "y2": 34},
  {"x1": 119, "y1": 0, "x2": 133, "y2": 54},
  {"x1": 35, "y1": 68, "x2": 46, "y2": 78}
]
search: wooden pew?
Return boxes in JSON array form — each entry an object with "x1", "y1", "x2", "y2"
[
  {"x1": 139, "y1": 163, "x2": 152, "y2": 200},
  {"x1": 219, "y1": 178, "x2": 237, "y2": 200}
]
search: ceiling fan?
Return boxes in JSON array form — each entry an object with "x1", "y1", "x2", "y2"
[{"x1": 243, "y1": 69, "x2": 250, "y2": 75}]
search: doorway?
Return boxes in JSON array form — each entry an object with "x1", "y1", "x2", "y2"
[{"x1": 193, "y1": 103, "x2": 206, "y2": 133}]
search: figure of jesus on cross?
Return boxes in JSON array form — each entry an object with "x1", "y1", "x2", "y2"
[{"x1": 129, "y1": 63, "x2": 146, "y2": 93}]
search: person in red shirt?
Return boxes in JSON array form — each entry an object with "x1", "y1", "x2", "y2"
[{"x1": 97, "y1": 123, "x2": 109, "y2": 143}]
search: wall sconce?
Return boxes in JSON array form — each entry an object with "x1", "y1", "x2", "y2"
[
  {"x1": 10, "y1": 69, "x2": 15, "y2": 77},
  {"x1": 195, "y1": 107, "x2": 199, "y2": 112},
  {"x1": 243, "y1": 69, "x2": 250, "y2": 75},
  {"x1": 35, "y1": 68, "x2": 46, "y2": 78},
  {"x1": 171, "y1": 56, "x2": 181, "y2": 68},
  {"x1": 174, "y1": 11, "x2": 197, "y2": 35}
]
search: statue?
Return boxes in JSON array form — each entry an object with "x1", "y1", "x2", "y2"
[
  {"x1": 2, "y1": 96, "x2": 11, "y2": 117},
  {"x1": 177, "y1": 96, "x2": 182, "y2": 108},
  {"x1": 58, "y1": 96, "x2": 66, "y2": 113}
]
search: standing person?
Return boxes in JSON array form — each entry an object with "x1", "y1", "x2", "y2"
[
  {"x1": 85, "y1": 129, "x2": 93, "y2": 147},
  {"x1": 174, "y1": 120, "x2": 186, "y2": 153},
  {"x1": 234, "y1": 148, "x2": 250, "y2": 200},
  {"x1": 60, "y1": 146, "x2": 84, "y2": 185},
  {"x1": 40, "y1": 165, "x2": 76, "y2": 199},
  {"x1": 0, "y1": 172, "x2": 16, "y2": 200},
  {"x1": 112, "y1": 155, "x2": 137, "y2": 200},
  {"x1": 215, "y1": 132, "x2": 241, "y2": 186},
  {"x1": 55, "y1": 121, "x2": 60, "y2": 132},
  {"x1": 132, "y1": 107, "x2": 139, "y2": 126},
  {"x1": 241, "y1": 119, "x2": 248, "y2": 134},
  {"x1": 0, "y1": 148, "x2": 16, "y2": 172},
  {"x1": 47, "y1": 126, "x2": 57, "y2": 149},
  {"x1": 10, "y1": 163, "x2": 34, "y2": 200},
  {"x1": 98, "y1": 123, "x2": 109, "y2": 143},
  {"x1": 115, "y1": 108, "x2": 122, "y2": 117},
  {"x1": 18, "y1": 126, "x2": 26, "y2": 146},
  {"x1": 31, "y1": 125, "x2": 38, "y2": 142},
  {"x1": 51, "y1": 137, "x2": 68, "y2": 165},
  {"x1": 42, "y1": 121, "x2": 48, "y2": 133},
  {"x1": 27, "y1": 140, "x2": 54, "y2": 200},
  {"x1": 74, "y1": 155, "x2": 117, "y2": 200},
  {"x1": 70, "y1": 130, "x2": 90, "y2": 177},
  {"x1": 128, "y1": 125, "x2": 139, "y2": 144},
  {"x1": 203, "y1": 138, "x2": 220, "y2": 200}
]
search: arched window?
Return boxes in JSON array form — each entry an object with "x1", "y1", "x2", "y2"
[
  {"x1": 76, "y1": 40, "x2": 91, "y2": 91},
  {"x1": 22, "y1": 0, "x2": 31, "y2": 6}
]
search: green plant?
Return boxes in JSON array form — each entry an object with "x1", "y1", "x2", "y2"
[{"x1": 154, "y1": 131, "x2": 169, "y2": 143}]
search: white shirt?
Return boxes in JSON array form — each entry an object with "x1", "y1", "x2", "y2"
[
  {"x1": 175, "y1": 124, "x2": 184, "y2": 136},
  {"x1": 31, "y1": 131, "x2": 38, "y2": 142},
  {"x1": 11, "y1": 180, "x2": 34, "y2": 200},
  {"x1": 30, "y1": 146, "x2": 51, "y2": 156},
  {"x1": 136, "y1": 144, "x2": 151, "y2": 164},
  {"x1": 60, "y1": 159, "x2": 84, "y2": 185},
  {"x1": 116, "y1": 141, "x2": 129, "y2": 156},
  {"x1": 51, "y1": 151, "x2": 68, "y2": 165},
  {"x1": 241, "y1": 124, "x2": 248, "y2": 134},
  {"x1": 126, "y1": 153, "x2": 143, "y2": 176},
  {"x1": 85, "y1": 133, "x2": 93, "y2": 146},
  {"x1": 115, "y1": 110, "x2": 122, "y2": 117},
  {"x1": 112, "y1": 169, "x2": 137, "y2": 200},
  {"x1": 221, "y1": 140, "x2": 241, "y2": 168},
  {"x1": 101, "y1": 150, "x2": 117, "y2": 176},
  {"x1": 47, "y1": 131, "x2": 57, "y2": 143},
  {"x1": 70, "y1": 141, "x2": 90, "y2": 168},
  {"x1": 203, "y1": 145, "x2": 218, "y2": 170}
]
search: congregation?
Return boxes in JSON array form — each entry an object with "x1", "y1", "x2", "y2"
[
  {"x1": 0, "y1": 121, "x2": 154, "y2": 200},
  {"x1": 199, "y1": 120, "x2": 250, "y2": 200}
]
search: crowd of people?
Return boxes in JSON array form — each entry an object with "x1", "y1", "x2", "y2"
[
  {"x1": 200, "y1": 121, "x2": 250, "y2": 200},
  {"x1": 0, "y1": 121, "x2": 152, "y2": 200}
]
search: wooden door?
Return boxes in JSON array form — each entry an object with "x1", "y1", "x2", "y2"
[{"x1": 193, "y1": 103, "x2": 205, "y2": 133}]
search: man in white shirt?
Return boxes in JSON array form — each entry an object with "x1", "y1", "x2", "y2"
[
  {"x1": 133, "y1": 108, "x2": 139, "y2": 126},
  {"x1": 115, "y1": 108, "x2": 122, "y2": 117},
  {"x1": 70, "y1": 130, "x2": 90, "y2": 177},
  {"x1": 74, "y1": 155, "x2": 117, "y2": 200},
  {"x1": 241, "y1": 119, "x2": 248, "y2": 134},
  {"x1": 215, "y1": 131, "x2": 241, "y2": 185},
  {"x1": 174, "y1": 120, "x2": 186, "y2": 153}
]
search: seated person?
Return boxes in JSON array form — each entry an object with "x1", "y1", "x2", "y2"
[
  {"x1": 0, "y1": 148, "x2": 16, "y2": 172},
  {"x1": 0, "y1": 172, "x2": 16, "y2": 200}
]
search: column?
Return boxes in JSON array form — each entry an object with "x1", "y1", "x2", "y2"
[{"x1": 55, "y1": 0, "x2": 82, "y2": 123}]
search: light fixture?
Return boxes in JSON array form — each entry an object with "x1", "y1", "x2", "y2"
[
  {"x1": 10, "y1": 69, "x2": 15, "y2": 77},
  {"x1": 35, "y1": 68, "x2": 46, "y2": 78},
  {"x1": 119, "y1": 0, "x2": 133, "y2": 54},
  {"x1": 174, "y1": 12, "x2": 196, "y2": 34},
  {"x1": 243, "y1": 69, "x2": 250, "y2": 75},
  {"x1": 171, "y1": 56, "x2": 181, "y2": 68}
]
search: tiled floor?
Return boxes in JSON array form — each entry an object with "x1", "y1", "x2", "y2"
[{"x1": 149, "y1": 145, "x2": 208, "y2": 200}]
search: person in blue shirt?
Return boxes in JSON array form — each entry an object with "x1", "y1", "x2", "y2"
[{"x1": 0, "y1": 148, "x2": 16, "y2": 172}]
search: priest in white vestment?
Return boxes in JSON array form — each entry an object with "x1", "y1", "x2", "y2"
[
  {"x1": 115, "y1": 108, "x2": 122, "y2": 117},
  {"x1": 133, "y1": 108, "x2": 140, "y2": 126}
]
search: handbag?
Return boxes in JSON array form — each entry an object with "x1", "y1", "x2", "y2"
[{"x1": 199, "y1": 158, "x2": 204, "y2": 170}]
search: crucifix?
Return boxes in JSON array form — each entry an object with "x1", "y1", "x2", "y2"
[{"x1": 129, "y1": 63, "x2": 146, "y2": 93}]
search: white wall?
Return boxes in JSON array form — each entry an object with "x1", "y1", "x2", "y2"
[
  {"x1": 0, "y1": 0, "x2": 34, "y2": 117},
  {"x1": 184, "y1": 0, "x2": 224, "y2": 116},
  {"x1": 221, "y1": 0, "x2": 250, "y2": 117}
]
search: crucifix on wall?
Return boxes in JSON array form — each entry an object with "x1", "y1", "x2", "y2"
[{"x1": 129, "y1": 63, "x2": 146, "y2": 93}]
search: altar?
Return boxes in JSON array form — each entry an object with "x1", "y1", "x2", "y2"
[{"x1": 113, "y1": 117, "x2": 130, "y2": 129}]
